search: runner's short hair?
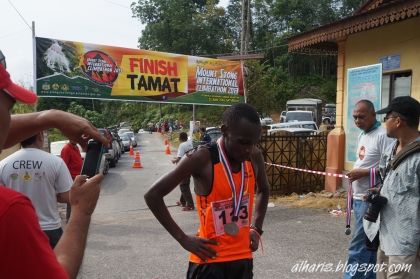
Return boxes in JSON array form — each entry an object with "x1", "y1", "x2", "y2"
[{"x1": 222, "y1": 103, "x2": 260, "y2": 127}]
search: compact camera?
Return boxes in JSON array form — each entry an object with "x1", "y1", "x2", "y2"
[{"x1": 364, "y1": 192, "x2": 388, "y2": 223}]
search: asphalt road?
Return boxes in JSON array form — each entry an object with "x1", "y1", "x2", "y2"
[{"x1": 78, "y1": 132, "x2": 350, "y2": 279}]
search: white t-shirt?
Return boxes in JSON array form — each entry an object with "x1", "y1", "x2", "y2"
[
  {"x1": 352, "y1": 126, "x2": 394, "y2": 199},
  {"x1": 0, "y1": 148, "x2": 72, "y2": 230},
  {"x1": 177, "y1": 140, "x2": 193, "y2": 158}
]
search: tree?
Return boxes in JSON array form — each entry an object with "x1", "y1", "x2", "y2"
[{"x1": 131, "y1": 0, "x2": 233, "y2": 55}]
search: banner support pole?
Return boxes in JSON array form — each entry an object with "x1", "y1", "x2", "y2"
[{"x1": 32, "y1": 21, "x2": 37, "y2": 111}]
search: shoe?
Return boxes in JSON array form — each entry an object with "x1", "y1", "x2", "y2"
[
  {"x1": 176, "y1": 201, "x2": 185, "y2": 207},
  {"x1": 182, "y1": 206, "x2": 195, "y2": 211}
]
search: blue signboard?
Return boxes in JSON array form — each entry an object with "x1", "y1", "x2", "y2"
[
  {"x1": 346, "y1": 64, "x2": 382, "y2": 163},
  {"x1": 379, "y1": 54, "x2": 400, "y2": 71}
]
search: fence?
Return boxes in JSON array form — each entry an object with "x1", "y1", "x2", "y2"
[{"x1": 258, "y1": 131, "x2": 329, "y2": 195}]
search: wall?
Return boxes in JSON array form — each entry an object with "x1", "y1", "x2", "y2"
[{"x1": 343, "y1": 16, "x2": 420, "y2": 170}]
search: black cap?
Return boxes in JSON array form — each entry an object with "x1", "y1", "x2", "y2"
[{"x1": 376, "y1": 96, "x2": 420, "y2": 119}]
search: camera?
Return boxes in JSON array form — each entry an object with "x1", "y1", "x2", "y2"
[{"x1": 364, "y1": 192, "x2": 388, "y2": 223}]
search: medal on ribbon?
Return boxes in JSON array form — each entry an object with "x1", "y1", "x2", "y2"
[{"x1": 217, "y1": 137, "x2": 245, "y2": 236}]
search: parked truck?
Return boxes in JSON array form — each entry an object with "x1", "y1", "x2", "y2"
[{"x1": 285, "y1": 98, "x2": 323, "y2": 126}]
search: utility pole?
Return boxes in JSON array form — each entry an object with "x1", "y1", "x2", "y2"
[
  {"x1": 240, "y1": 0, "x2": 251, "y2": 55},
  {"x1": 240, "y1": 0, "x2": 251, "y2": 103}
]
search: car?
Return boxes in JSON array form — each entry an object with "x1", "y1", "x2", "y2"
[
  {"x1": 268, "y1": 121, "x2": 318, "y2": 131},
  {"x1": 99, "y1": 128, "x2": 119, "y2": 167},
  {"x1": 267, "y1": 127, "x2": 318, "y2": 136},
  {"x1": 206, "y1": 127, "x2": 222, "y2": 144},
  {"x1": 120, "y1": 133, "x2": 132, "y2": 151},
  {"x1": 118, "y1": 128, "x2": 131, "y2": 136},
  {"x1": 260, "y1": 117, "x2": 273, "y2": 126},
  {"x1": 123, "y1": 131, "x2": 137, "y2": 147},
  {"x1": 280, "y1": 111, "x2": 287, "y2": 123},
  {"x1": 138, "y1": 128, "x2": 145, "y2": 133}
]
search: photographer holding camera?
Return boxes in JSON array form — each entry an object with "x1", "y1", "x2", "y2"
[
  {"x1": 372, "y1": 96, "x2": 420, "y2": 279},
  {"x1": 344, "y1": 100, "x2": 394, "y2": 279}
]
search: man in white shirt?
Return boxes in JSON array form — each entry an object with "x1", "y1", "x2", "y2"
[
  {"x1": 172, "y1": 132, "x2": 194, "y2": 211},
  {"x1": 344, "y1": 100, "x2": 394, "y2": 279},
  {"x1": 0, "y1": 132, "x2": 72, "y2": 248}
]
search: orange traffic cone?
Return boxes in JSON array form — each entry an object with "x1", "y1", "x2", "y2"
[
  {"x1": 129, "y1": 145, "x2": 134, "y2": 157},
  {"x1": 132, "y1": 151, "x2": 143, "y2": 168},
  {"x1": 165, "y1": 144, "x2": 171, "y2": 155},
  {"x1": 164, "y1": 139, "x2": 168, "y2": 145}
]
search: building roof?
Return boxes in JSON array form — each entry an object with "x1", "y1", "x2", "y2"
[{"x1": 288, "y1": 0, "x2": 420, "y2": 54}]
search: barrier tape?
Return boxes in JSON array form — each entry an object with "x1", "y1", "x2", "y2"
[
  {"x1": 265, "y1": 162, "x2": 354, "y2": 236},
  {"x1": 264, "y1": 162, "x2": 348, "y2": 178}
]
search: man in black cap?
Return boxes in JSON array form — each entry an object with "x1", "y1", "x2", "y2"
[{"x1": 373, "y1": 96, "x2": 420, "y2": 278}]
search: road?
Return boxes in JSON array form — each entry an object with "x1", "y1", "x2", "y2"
[{"x1": 78, "y1": 132, "x2": 350, "y2": 279}]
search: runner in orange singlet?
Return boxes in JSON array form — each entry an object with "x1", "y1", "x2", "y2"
[{"x1": 145, "y1": 103, "x2": 270, "y2": 278}]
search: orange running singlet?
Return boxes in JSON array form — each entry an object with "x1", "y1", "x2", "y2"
[{"x1": 189, "y1": 144, "x2": 256, "y2": 264}]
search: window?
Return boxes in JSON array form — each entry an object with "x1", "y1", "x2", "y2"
[{"x1": 381, "y1": 71, "x2": 411, "y2": 109}]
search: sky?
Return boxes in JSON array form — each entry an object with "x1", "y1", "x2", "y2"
[{"x1": 0, "y1": 0, "x2": 229, "y2": 88}]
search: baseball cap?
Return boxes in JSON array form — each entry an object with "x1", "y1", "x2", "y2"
[
  {"x1": 0, "y1": 50, "x2": 38, "y2": 104},
  {"x1": 376, "y1": 96, "x2": 420, "y2": 119}
]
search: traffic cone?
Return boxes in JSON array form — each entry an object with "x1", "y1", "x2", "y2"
[
  {"x1": 132, "y1": 151, "x2": 143, "y2": 168},
  {"x1": 129, "y1": 145, "x2": 134, "y2": 157},
  {"x1": 165, "y1": 144, "x2": 171, "y2": 155},
  {"x1": 164, "y1": 139, "x2": 168, "y2": 145}
]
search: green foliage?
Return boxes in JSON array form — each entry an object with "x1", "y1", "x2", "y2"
[
  {"x1": 11, "y1": 104, "x2": 36, "y2": 114},
  {"x1": 48, "y1": 128, "x2": 66, "y2": 142},
  {"x1": 131, "y1": 0, "x2": 233, "y2": 55}
]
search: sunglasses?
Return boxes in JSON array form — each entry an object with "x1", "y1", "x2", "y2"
[
  {"x1": 383, "y1": 116, "x2": 397, "y2": 122},
  {"x1": 0, "y1": 50, "x2": 6, "y2": 69}
]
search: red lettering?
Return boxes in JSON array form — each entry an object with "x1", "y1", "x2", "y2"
[
  {"x1": 129, "y1": 58, "x2": 139, "y2": 72},
  {"x1": 158, "y1": 60, "x2": 167, "y2": 75},
  {"x1": 167, "y1": 62, "x2": 178, "y2": 76},
  {"x1": 144, "y1": 59, "x2": 155, "y2": 74},
  {"x1": 130, "y1": 58, "x2": 178, "y2": 76}
]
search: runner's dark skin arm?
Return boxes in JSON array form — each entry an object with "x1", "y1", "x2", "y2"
[
  {"x1": 144, "y1": 147, "x2": 218, "y2": 261},
  {"x1": 251, "y1": 147, "x2": 269, "y2": 230},
  {"x1": 249, "y1": 147, "x2": 270, "y2": 251}
]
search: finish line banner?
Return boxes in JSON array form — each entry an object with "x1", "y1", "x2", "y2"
[{"x1": 35, "y1": 37, "x2": 245, "y2": 105}]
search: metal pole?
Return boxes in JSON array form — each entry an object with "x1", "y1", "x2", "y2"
[
  {"x1": 32, "y1": 21, "x2": 37, "y2": 111},
  {"x1": 192, "y1": 104, "x2": 196, "y2": 129}
]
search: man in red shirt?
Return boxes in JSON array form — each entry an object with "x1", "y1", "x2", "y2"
[
  {"x1": 0, "y1": 50, "x2": 108, "y2": 278},
  {"x1": 61, "y1": 140, "x2": 83, "y2": 180},
  {"x1": 61, "y1": 139, "x2": 84, "y2": 220}
]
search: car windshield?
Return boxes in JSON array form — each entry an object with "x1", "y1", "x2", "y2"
[
  {"x1": 286, "y1": 112, "x2": 313, "y2": 122},
  {"x1": 121, "y1": 134, "x2": 130, "y2": 140},
  {"x1": 302, "y1": 124, "x2": 317, "y2": 130},
  {"x1": 124, "y1": 132, "x2": 134, "y2": 137},
  {"x1": 118, "y1": 129, "x2": 130, "y2": 135}
]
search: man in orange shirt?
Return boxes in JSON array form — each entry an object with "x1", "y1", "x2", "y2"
[{"x1": 145, "y1": 103, "x2": 270, "y2": 278}]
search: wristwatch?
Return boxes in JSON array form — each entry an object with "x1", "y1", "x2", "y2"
[{"x1": 250, "y1": 224, "x2": 264, "y2": 235}]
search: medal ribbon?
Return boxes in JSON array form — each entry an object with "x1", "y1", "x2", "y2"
[{"x1": 217, "y1": 137, "x2": 245, "y2": 221}]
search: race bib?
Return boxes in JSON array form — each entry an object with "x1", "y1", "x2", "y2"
[{"x1": 211, "y1": 195, "x2": 250, "y2": 236}]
